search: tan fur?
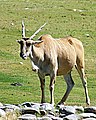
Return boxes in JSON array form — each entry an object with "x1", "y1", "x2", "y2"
[{"x1": 32, "y1": 35, "x2": 83, "y2": 76}]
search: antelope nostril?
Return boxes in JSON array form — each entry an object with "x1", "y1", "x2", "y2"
[
  {"x1": 20, "y1": 53, "x2": 26, "y2": 58},
  {"x1": 23, "y1": 55, "x2": 27, "y2": 58}
]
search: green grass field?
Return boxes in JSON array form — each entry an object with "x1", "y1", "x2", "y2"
[{"x1": 0, "y1": 0, "x2": 96, "y2": 106}]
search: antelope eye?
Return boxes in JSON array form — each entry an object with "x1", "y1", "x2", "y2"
[{"x1": 26, "y1": 43, "x2": 31, "y2": 47}]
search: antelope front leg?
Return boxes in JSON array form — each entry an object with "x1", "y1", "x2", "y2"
[
  {"x1": 39, "y1": 77, "x2": 45, "y2": 103},
  {"x1": 49, "y1": 74, "x2": 56, "y2": 105}
]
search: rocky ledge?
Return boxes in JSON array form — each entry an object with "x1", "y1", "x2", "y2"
[{"x1": 0, "y1": 102, "x2": 96, "y2": 120}]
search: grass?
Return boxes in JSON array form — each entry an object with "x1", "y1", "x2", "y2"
[{"x1": 0, "y1": 0, "x2": 96, "y2": 106}]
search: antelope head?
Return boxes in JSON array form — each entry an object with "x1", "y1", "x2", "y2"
[{"x1": 17, "y1": 21, "x2": 46, "y2": 60}]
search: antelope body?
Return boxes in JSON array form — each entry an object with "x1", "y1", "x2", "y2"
[{"x1": 17, "y1": 21, "x2": 90, "y2": 105}]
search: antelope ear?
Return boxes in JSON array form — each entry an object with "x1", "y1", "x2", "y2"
[
  {"x1": 16, "y1": 40, "x2": 21, "y2": 44},
  {"x1": 32, "y1": 40, "x2": 43, "y2": 45}
]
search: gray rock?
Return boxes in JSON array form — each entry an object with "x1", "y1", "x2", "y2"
[
  {"x1": 50, "y1": 116, "x2": 63, "y2": 120},
  {"x1": 18, "y1": 114, "x2": 36, "y2": 120},
  {"x1": 84, "y1": 107, "x2": 96, "y2": 114},
  {"x1": 46, "y1": 113, "x2": 63, "y2": 120},
  {"x1": 0, "y1": 106, "x2": 6, "y2": 111},
  {"x1": 79, "y1": 113, "x2": 96, "y2": 119},
  {"x1": 40, "y1": 109, "x2": 47, "y2": 115},
  {"x1": 63, "y1": 114, "x2": 80, "y2": 120},
  {"x1": 48, "y1": 111, "x2": 55, "y2": 116},
  {"x1": 59, "y1": 113, "x2": 66, "y2": 118},
  {"x1": 0, "y1": 102, "x2": 3, "y2": 107},
  {"x1": 74, "y1": 105, "x2": 84, "y2": 112},
  {"x1": 4, "y1": 104, "x2": 20, "y2": 111},
  {"x1": 21, "y1": 107, "x2": 40, "y2": 115},
  {"x1": 46, "y1": 114, "x2": 55, "y2": 118},
  {"x1": 31, "y1": 102, "x2": 41, "y2": 106},
  {"x1": 21, "y1": 102, "x2": 32, "y2": 107},
  {"x1": 21, "y1": 102, "x2": 41, "y2": 110},
  {"x1": 40, "y1": 103, "x2": 54, "y2": 111},
  {"x1": 37, "y1": 116, "x2": 52, "y2": 120},
  {"x1": 11, "y1": 82, "x2": 23, "y2": 86},
  {"x1": 59, "y1": 106, "x2": 76, "y2": 115},
  {"x1": 1, "y1": 101, "x2": 96, "y2": 120},
  {"x1": 32, "y1": 104, "x2": 41, "y2": 111},
  {"x1": 56, "y1": 104, "x2": 65, "y2": 109},
  {"x1": 0, "y1": 109, "x2": 6, "y2": 117},
  {"x1": 83, "y1": 118, "x2": 96, "y2": 120},
  {"x1": 37, "y1": 117, "x2": 43, "y2": 120}
]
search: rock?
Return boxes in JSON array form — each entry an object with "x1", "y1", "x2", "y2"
[
  {"x1": 0, "y1": 103, "x2": 3, "y2": 107},
  {"x1": 1, "y1": 102, "x2": 96, "y2": 120},
  {"x1": 40, "y1": 103, "x2": 54, "y2": 111},
  {"x1": 83, "y1": 118, "x2": 96, "y2": 120},
  {"x1": 21, "y1": 102, "x2": 41, "y2": 108},
  {"x1": 45, "y1": 113, "x2": 63, "y2": 120},
  {"x1": 0, "y1": 102, "x2": 6, "y2": 110},
  {"x1": 74, "y1": 105, "x2": 84, "y2": 113},
  {"x1": 20, "y1": 62, "x2": 23, "y2": 65},
  {"x1": 37, "y1": 117, "x2": 42, "y2": 120},
  {"x1": 50, "y1": 116, "x2": 63, "y2": 120},
  {"x1": 18, "y1": 114, "x2": 36, "y2": 120},
  {"x1": 0, "y1": 106, "x2": 6, "y2": 111},
  {"x1": 84, "y1": 106, "x2": 96, "y2": 114},
  {"x1": 32, "y1": 103, "x2": 41, "y2": 111},
  {"x1": 11, "y1": 82, "x2": 23, "y2": 86},
  {"x1": 79, "y1": 113, "x2": 96, "y2": 119},
  {"x1": 37, "y1": 116, "x2": 52, "y2": 120},
  {"x1": 21, "y1": 107, "x2": 40, "y2": 115},
  {"x1": 85, "y1": 33, "x2": 90, "y2": 37},
  {"x1": 45, "y1": 114, "x2": 63, "y2": 120},
  {"x1": 59, "y1": 113, "x2": 66, "y2": 118},
  {"x1": 4, "y1": 104, "x2": 20, "y2": 110},
  {"x1": 0, "y1": 109, "x2": 6, "y2": 117},
  {"x1": 78, "y1": 9, "x2": 85, "y2": 12},
  {"x1": 63, "y1": 114, "x2": 80, "y2": 120},
  {"x1": 59, "y1": 106, "x2": 76, "y2": 115},
  {"x1": 56, "y1": 104, "x2": 65, "y2": 109},
  {"x1": 21, "y1": 102, "x2": 32, "y2": 107},
  {"x1": 48, "y1": 111, "x2": 55, "y2": 116},
  {"x1": 40, "y1": 109, "x2": 47, "y2": 115},
  {"x1": 46, "y1": 113, "x2": 54, "y2": 118}
]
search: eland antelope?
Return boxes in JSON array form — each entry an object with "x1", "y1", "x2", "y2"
[{"x1": 17, "y1": 21, "x2": 90, "y2": 105}]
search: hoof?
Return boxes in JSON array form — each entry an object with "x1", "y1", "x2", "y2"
[
  {"x1": 86, "y1": 98, "x2": 90, "y2": 106},
  {"x1": 56, "y1": 102, "x2": 66, "y2": 108},
  {"x1": 57, "y1": 102, "x2": 66, "y2": 105}
]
